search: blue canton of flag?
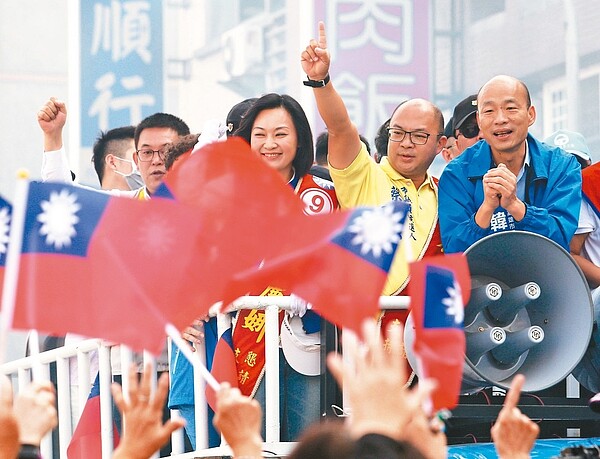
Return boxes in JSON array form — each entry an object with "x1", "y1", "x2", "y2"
[
  {"x1": 22, "y1": 182, "x2": 110, "y2": 257},
  {"x1": 330, "y1": 201, "x2": 409, "y2": 272},
  {"x1": 423, "y1": 265, "x2": 464, "y2": 330},
  {"x1": 0, "y1": 195, "x2": 12, "y2": 267},
  {"x1": 153, "y1": 182, "x2": 175, "y2": 199},
  {"x1": 88, "y1": 373, "x2": 100, "y2": 398}
]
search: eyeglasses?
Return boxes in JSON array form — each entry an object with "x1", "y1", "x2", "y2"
[
  {"x1": 458, "y1": 123, "x2": 480, "y2": 139},
  {"x1": 135, "y1": 146, "x2": 170, "y2": 162},
  {"x1": 387, "y1": 128, "x2": 431, "y2": 145}
]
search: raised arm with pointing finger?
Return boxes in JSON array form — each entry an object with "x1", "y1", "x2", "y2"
[
  {"x1": 301, "y1": 22, "x2": 445, "y2": 315},
  {"x1": 301, "y1": 22, "x2": 362, "y2": 170}
]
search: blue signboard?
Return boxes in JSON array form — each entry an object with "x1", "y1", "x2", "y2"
[{"x1": 80, "y1": 0, "x2": 163, "y2": 148}]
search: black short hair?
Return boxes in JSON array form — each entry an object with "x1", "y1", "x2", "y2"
[
  {"x1": 315, "y1": 131, "x2": 370, "y2": 166},
  {"x1": 374, "y1": 118, "x2": 391, "y2": 159},
  {"x1": 92, "y1": 125, "x2": 135, "y2": 183},
  {"x1": 359, "y1": 134, "x2": 372, "y2": 155},
  {"x1": 314, "y1": 131, "x2": 329, "y2": 166},
  {"x1": 134, "y1": 113, "x2": 190, "y2": 149},
  {"x1": 234, "y1": 93, "x2": 314, "y2": 178}
]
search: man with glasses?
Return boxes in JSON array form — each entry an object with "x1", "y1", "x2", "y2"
[
  {"x1": 302, "y1": 22, "x2": 446, "y2": 380},
  {"x1": 38, "y1": 102, "x2": 197, "y2": 450},
  {"x1": 438, "y1": 75, "x2": 581, "y2": 253},
  {"x1": 302, "y1": 23, "x2": 446, "y2": 298},
  {"x1": 38, "y1": 98, "x2": 190, "y2": 199},
  {"x1": 131, "y1": 112, "x2": 190, "y2": 199},
  {"x1": 453, "y1": 94, "x2": 484, "y2": 155}
]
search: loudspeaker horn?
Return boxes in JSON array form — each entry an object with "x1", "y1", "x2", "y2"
[{"x1": 405, "y1": 231, "x2": 593, "y2": 393}]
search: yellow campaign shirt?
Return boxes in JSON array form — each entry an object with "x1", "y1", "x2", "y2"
[{"x1": 329, "y1": 143, "x2": 438, "y2": 295}]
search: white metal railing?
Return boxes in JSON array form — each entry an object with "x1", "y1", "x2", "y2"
[{"x1": 0, "y1": 296, "x2": 410, "y2": 459}]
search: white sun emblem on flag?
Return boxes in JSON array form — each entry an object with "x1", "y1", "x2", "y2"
[
  {"x1": 138, "y1": 215, "x2": 176, "y2": 258},
  {"x1": 442, "y1": 281, "x2": 464, "y2": 325},
  {"x1": 347, "y1": 204, "x2": 403, "y2": 258},
  {"x1": 37, "y1": 189, "x2": 81, "y2": 250},
  {"x1": 0, "y1": 206, "x2": 10, "y2": 256}
]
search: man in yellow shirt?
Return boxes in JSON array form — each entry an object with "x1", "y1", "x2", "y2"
[
  {"x1": 301, "y1": 22, "x2": 446, "y2": 297},
  {"x1": 301, "y1": 23, "x2": 446, "y2": 380}
]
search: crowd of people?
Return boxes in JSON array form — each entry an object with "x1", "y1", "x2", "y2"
[
  {"x1": 5, "y1": 18, "x2": 600, "y2": 459},
  {"x1": 0, "y1": 320, "x2": 541, "y2": 459}
]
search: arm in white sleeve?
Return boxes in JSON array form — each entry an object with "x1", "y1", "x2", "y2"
[{"x1": 41, "y1": 147, "x2": 73, "y2": 183}]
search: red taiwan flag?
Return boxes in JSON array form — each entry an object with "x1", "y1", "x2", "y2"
[
  {"x1": 0, "y1": 195, "x2": 11, "y2": 295},
  {"x1": 10, "y1": 181, "x2": 207, "y2": 354},
  {"x1": 67, "y1": 373, "x2": 119, "y2": 459},
  {"x1": 223, "y1": 201, "x2": 410, "y2": 333},
  {"x1": 205, "y1": 327, "x2": 238, "y2": 412},
  {"x1": 154, "y1": 137, "x2": 310, "y2": 277},
  {"x1": 410, "y1": 257, "x2": 469, "y2": 411}
]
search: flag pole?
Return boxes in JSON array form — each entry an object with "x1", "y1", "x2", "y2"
[
  {"x1": 164, "y1": 323, "x2": 220, "y2": 391},
  {"x1": 0, "y1": 170, "x2": 30, "y2": 365}
]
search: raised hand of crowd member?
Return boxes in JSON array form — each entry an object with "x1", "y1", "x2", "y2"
[
  {"x1": 212, "y1": 382, "x2": 263, "y2": 459},
  {"x1": 327, "y1": 319, "x2": 446, "y2": 458},
  {"x1": 491, "y1": 374, "x2": 539, "y2": 459},
  {"x1": 400, "y1": 405, "x2": 447, "y2": 459},
  {"x1": 112, "y1": 363, "x2": 185, "y2": 459},
  {"x1": 37, "y1": 96, "x2": 67, "y2": 152},
  {"x1": 11, "y1": 379, "x2": 58, "y2": 450},
  {"x1": 0, "y1": 375, "x2": 19, "y2": 459}
]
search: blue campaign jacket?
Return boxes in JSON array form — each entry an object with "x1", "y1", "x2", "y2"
[{"x1": 438, "y1": 134, "x2": 581, "y2": 253}]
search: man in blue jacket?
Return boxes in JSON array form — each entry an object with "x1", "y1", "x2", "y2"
[{"x1": 439, "y1": 75, "x2": 581, "y2": 253}]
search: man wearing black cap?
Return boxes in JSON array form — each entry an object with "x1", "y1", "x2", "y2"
[
  {"x1": 441, "y1": 117, "x2": 460, "y2": 163},
  {"x1": 453, "y1": 94, "x2": 483, "y2": 154}
]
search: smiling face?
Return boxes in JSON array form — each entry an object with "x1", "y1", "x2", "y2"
[
  {"x1": 477, "y1": 76, "x2": 536, "y2": 159},
  {"x1": 387, "y1": 99, "x2": 445, "y2": 187},
  {"x1": 133, "y1": 127, "x2": 179, "y2": 194},
  {"x1": 250, "y1": 107, "x2": 298, "y2": 181}
]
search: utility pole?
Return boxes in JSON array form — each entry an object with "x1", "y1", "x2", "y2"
[{"x1": 564, "y1": 0, "x2": 579, "y2": 131}]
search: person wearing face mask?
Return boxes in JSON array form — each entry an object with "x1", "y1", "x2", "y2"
[
  {"x1": 37, "y1": 98, "x2": 192, "y2": 453},
  {"x1": 92, "y1": 125, "x2": 145, "y2": 191},
  {"x1": 37, "y1": 97, "x2": 190, "y2": 200}
]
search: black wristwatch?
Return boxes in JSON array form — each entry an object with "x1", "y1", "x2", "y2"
[
  {"x1": 303, "y1": 74, "x2": 330, "y2": 87},
  {"x1": 18, "y1": 444, "x2": 41, "y2": 459}
]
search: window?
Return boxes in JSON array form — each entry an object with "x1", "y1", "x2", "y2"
[
  {"x1": 550, "y1": 88, "x2": 568, "y2": 133},
  {"x1": 469, "y1": 0, "x2": 505, "y2": 22},
  {"x1": 240, "y1": 0, "x2": 265, "y2": 21},
  {"x1": 580, "y1": 74, "x2": 600, "y2": 140}
]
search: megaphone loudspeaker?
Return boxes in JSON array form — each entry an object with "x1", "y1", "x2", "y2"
[{"x1": 405, "y1": 231, "x2": 593, "y2": 394}]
